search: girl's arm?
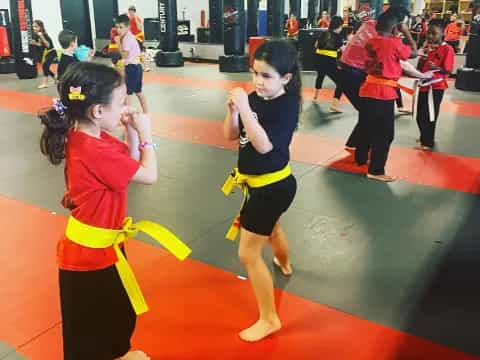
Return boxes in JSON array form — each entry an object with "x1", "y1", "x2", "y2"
[
  {"x1": 224, "y1": 99, "x2": 240, "y2": 140},
  {"x1": 38, "y1": 33, "x2": 50, "y2": 48},
  {"x1": 400, "y1": 60, "x2": 436, "y2": 78},
  {"x1": 122, "y1": 110, "x2": 157, "y2": 184},
  {"x1": 230, "y1": 88, "x2": 273, "y2": 154},
  {"x1": 136, "y1": 16, "x2": 143, "y2": 31}
]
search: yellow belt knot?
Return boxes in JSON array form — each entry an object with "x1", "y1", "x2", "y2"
[
  {"x1": 221, "y1": 165, "x2": 292, "y2": 241},
  {"x1": 65, "y1": 216, "x2": 191, "y2": 315}
]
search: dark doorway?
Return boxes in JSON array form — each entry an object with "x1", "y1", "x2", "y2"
[
  {"x1": 60, "y1": 0, "x2": 93, "y2": 47},
  {"x1": 93, "y1": 0, "x2": 118, "y2": 39}
]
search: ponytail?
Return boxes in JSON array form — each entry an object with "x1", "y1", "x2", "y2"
[
  {"x1": 38, "y1": 62, "x2": 123, "y2": 165},
  {"x1": 39, "y1": 106, "x2": 73, "y2": 165}
]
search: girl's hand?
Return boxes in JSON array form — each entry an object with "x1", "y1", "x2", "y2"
[
  {"x1": 229, "y1": 87, "x2": 249, "y2": 113},
  {"x1": 421, "y1": 70, "x2": 439, "y2": 79},
  {"x1": 227, "y1": 96, "x2": 240, "y2": 114},
  {"x1": 121, "y1": 107, "x2": 151, "y2": 137}
]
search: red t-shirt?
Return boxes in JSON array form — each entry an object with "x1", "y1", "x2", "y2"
[
  {"x1": 359, "y1": 36, "x2": 411, "y2": 100},
  {"x1": 57, "y1": 130, "x2": 140, "y2": 271},
  {"x1": 340, "y1": 20, "x2": 377, "y2": 70},
  {"x1": 418, "y1": 42, "x2": 454, "y2": 91},
  {"x1": 129, "y1": 15, "x2": 142, "y2": 36},
  {"x1": 444, "y1": 22, "x2": 462, "y2": 41}
]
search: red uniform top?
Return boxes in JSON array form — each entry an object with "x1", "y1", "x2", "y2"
[
  {"x1": 340, "y1": 20, "x2": 377, "y2": 70},
  {"x1": 359, "y1": 36, "x2": 411, "y2": 100},
  {"x1": 57, "y1": 130, "x2": 140, "y2": 271},
  {"x1": 286, "y1": 18, "x2": 299, "y2": 37},
  {"x1": 129, "y1": 15, "x2": 142, "y2": 36},
  {"x1": 418, "y1": 42, "x2": 455, "y2": 91},
  {"x1": 318, "y1": 18, "x2": 329, "y2": 29},
  {"x1": 444, "y1": 22, "x2": 462, "y2": 41}
]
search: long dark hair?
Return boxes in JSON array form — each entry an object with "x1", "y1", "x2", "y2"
[
  {"x1": 33, "y1": 20, "x2": 47, "y2": 35},
  {"x1": 253, "y1": 40, "x2": 302, "y2": 104},
  {"x1": 39, "y1": 62, "x2": 123, "y2": 165}
]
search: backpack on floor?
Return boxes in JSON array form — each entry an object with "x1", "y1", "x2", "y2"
[{"x1": 15, "y1": 56, "x2": 37, "y2": 79}]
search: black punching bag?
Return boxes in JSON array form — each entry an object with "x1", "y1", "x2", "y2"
[
  {"x1": 456, "y1": 1, "x2": 480, "y2": 91},
  {"x1": 267, "y1": 0, "x2": 285, "y2": 38},
  {"x1": 9, "y1": 0, "x2": 37, "y2": 79},
  {"x1": 209, "y1": 0, "x2": 224, "y2": 44},
  {"x1": 219, "y1": 0, "x2": 249, "y2": 72},
  {"x1": 247, "y1": 0, "x2": 259, "y2": 39},
  {"x1": 156, "y1": 0, "x2": 184, "y2": 66},
  {"x1": 289, "y1": 0, "x2": 301, "y2": 18}
]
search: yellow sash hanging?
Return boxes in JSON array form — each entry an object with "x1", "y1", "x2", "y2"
[
  {"x1": 65, "y1": 216, "x2": 191, "y2": 315},
  {"x1": 41, "y1": 48, "x2": 56, "y2": 64},
  {"x1": 135, "y1": 31, "x2": 145, "y2": 42},
  {"x1": 221, "y1": 165, "x2": 292, "y2": 241},
  {"x1": 316, "y1": 49, "x2": 338, "y2": 58}
]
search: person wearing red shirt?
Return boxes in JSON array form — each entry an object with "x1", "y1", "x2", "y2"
[
  {"x1": 318, "y1": 11, "x2": 330, "y2": 28},
  {"x1": 338, "y1": 5, "x2": 412, "y2": 150},
  {"x1": 355, "y1": 12, "x2": 413, "y2": 182},
  {"x1": 39, "y1": 62, "x2": 157, "y2": 360},
  {"x1": 444, "y1": 13, "x2": 462, "y2": 52},
  {"x1": 286, "y1": 14, "x2": 299, "y2": 38},
  {"x1": 416, "y1": 19, "x2": 455, "y2": 150}
]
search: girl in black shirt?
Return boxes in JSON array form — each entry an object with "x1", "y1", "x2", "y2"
[
  {"x1": 223, "y1": 40, "x2": 300, "y2": 342},
  {"x1": 313, "y1": 16, "x2": 344, "y2": 112},
  {"x1": 31, "y1": 20, "x2": 56, "y2": 89}
]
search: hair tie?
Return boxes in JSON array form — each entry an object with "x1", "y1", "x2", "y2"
[
  {"x1": 68, "y1": 86, "x2": 86, "y2": 101},
  {"x1": 52, "y1": 98, "x2": 67, "y2": 118}
]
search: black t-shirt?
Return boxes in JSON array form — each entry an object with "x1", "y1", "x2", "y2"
[
  {"x1": 238, "y1": 92, "x2": 299, "y2": 175},
  {"x1": 32, "y1": 33, "x2": 54, "y2": 62},
  {"x1": 58, "y1": 53, "x2": 79, "y2": 79},
  {"x1": 317, "y1": 30, "x2": 344, "y2": 51}
]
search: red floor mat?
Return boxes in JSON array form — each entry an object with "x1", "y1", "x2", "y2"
[
  {"x1": 1, "y1": 89, "x2": 480, "y2": 195},
  {"x1": 0, "y1": 196, "x2": 478, "y2": 360}
]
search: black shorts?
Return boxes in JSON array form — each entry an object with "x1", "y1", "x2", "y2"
[
  {"x1": 59, "y1": 265, "x2": 136, "y2": 360},
  {"x1": 125, "y1": 64, "x2": 143, "y2": 95},
  {"x1": 240, "y1": 175, "x2": 297, "y2": 236}
]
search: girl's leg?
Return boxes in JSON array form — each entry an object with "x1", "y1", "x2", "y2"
[
  {"x1": 238, "y1": 227, "x2": 281, "y2": 342},
  {"x1": 39, "y1": 52, "x2": 56, "y2": 88},
  {"x1": 135, "y1": 92, "x2": 148, "y2": 114},
  {"x1": 269, "y1": 222, "x2": 292, "y2": 276}
]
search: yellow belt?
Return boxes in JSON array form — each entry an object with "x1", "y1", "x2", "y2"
[
  {"x1": 65, "y1": 216, "x2": 191, "y2": 315},
  {"x1": 135, "y1": 32, "x2": 145, "y2": 42},
  {"x1": 316, "y1": 49, "x2": 338, "y2": 58},
  {"x1": 221, "y1": 165, "x2": 292, "y2": 240},
  {"x1": 41, "y1": 48, "x2": 56, "y2": 64}
]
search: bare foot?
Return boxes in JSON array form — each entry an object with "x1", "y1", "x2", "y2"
[
  {"x1": 415, "y1": 144, "x2": 432, "y2": 151},
  {"x1": 239, "y1": 318, "x2": 282, "y2": 342},
  {"x1": 367, "y1": 173, "x2": 396, "y2": 182},
  {"x1": 273, "y1": 256, "x2": 293, "y2": 276},
  {"x1": 118, "y1": 350, "x2": 151, "y2": 360}
]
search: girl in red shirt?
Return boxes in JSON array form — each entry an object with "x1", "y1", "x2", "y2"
[
  {"x1": 416, "y1": 19, "x2": 455, "y2": 150},
  {"x1": 39, "y1": 62, "x2": 156, "y2": 360}
]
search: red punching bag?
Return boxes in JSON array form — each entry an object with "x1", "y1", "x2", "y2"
[{"x1": 0, "y1": 26, "x2": 11, "y2": 57}]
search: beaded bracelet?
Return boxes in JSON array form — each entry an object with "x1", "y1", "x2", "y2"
[{"x1": 138, "y1": 141, "x2": 158, "y2": 151}]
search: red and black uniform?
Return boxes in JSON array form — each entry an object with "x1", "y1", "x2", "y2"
[
  {"x1": 355, "y1": 35, "x2": 411, "y2": 175},
  {"x1": 416, "y1": 42, "x2": 454, "y2": 148},
  {"x1": 59, "y1": 130, "x2": 140, "y2": 360}
]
